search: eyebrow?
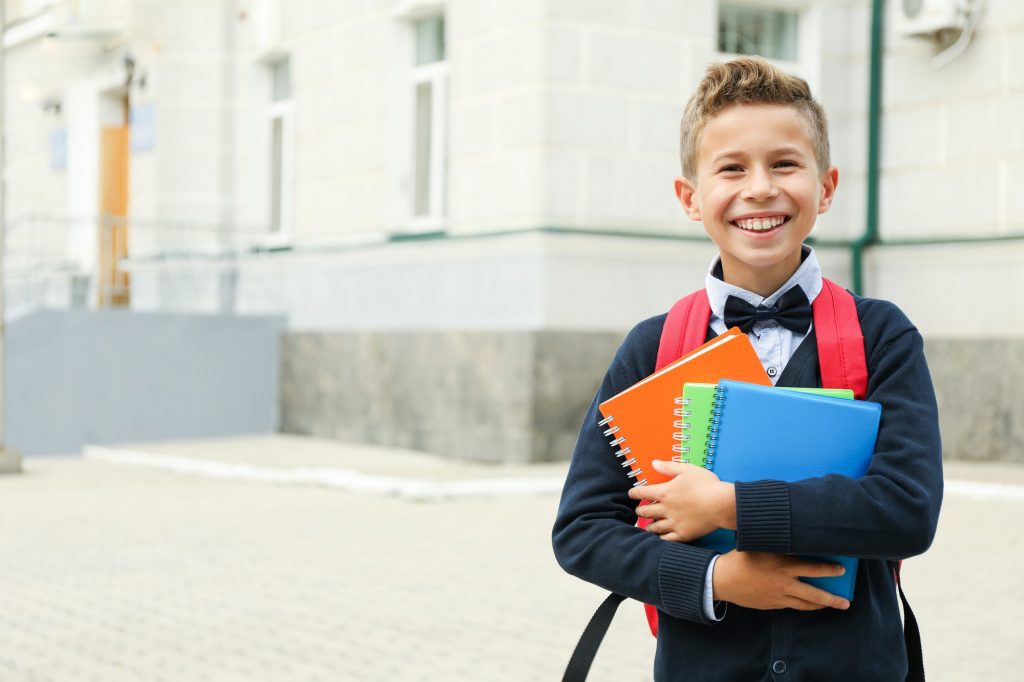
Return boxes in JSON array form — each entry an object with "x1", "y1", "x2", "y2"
[
  {"x1": 710, "y1": 146, "x2": 808, "y2": 165},
  {"x1": 710, "y1": 150, "x2": 745, "y2": 164},
  {"x1": 772, "y1": 146, "x2": 807, "y2": 157}
]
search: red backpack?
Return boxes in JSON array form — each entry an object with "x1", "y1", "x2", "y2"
[{"x1": 563, "y1": 280, "x2": 924, "y2": 682}]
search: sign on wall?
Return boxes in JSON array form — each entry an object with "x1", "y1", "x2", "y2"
[
  {"x1": 130, "y1": 103, "x2": 156, "y2": 153},
  {"x1": 49, "y1": 128, "x2": 67, "y2": 171}
]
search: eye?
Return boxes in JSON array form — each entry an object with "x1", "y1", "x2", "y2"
[
  {"x1": 718, "y1": 164, "x2": 743, "y2": 174},
  {"x1": 775, "y1": 159, "x2": 800, "y2": 169}
]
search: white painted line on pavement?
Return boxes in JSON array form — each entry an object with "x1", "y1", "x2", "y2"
[
  {"x1": 944, "y1": 479, "x2": 1024, "y2": 502},
  {"x1": 82, "y1": 446, "x2": 1024, "y2": 502},
  {"x1": 82, "y1": 446, "x2": 565, "y2": 501}
]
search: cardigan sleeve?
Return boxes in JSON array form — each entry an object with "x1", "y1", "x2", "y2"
[
  {"x1": 552, "y1": 317, "x2": 721, "y2": 624},
  {"x1": 734, "y1": 300, "x2": 944, "y2": 560}
]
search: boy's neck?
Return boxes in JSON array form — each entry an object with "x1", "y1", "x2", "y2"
[{"x1": 719, "y1": 252, "x2": 803, "y2": 298}]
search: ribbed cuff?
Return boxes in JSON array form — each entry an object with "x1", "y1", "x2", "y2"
[
  {"x1": 735, "y1": 480, "x2": 791, "y2": 553},
  {"x1": 658, "y1": 542, "x2": 717, "y2": 624}
]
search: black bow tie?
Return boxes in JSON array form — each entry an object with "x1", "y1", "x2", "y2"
[{"x1": 724, "y1": 286, "x2": 812, "y2": 334}]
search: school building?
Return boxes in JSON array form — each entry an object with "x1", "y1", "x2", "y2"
[{"x1": 2, "y1": 0, "x2": 1020, "y2": 461}]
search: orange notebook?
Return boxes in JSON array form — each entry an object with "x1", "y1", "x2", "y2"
[{"x1": 598, "y1": 328, "x2": 770, "y2": 487}]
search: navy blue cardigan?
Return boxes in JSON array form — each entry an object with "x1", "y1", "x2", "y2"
[{"x1": 552, "y1": 296, "x2": 943, "y2": 682}]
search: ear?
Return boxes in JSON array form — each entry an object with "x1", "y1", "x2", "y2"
[
  {"x1": 674, "y1": 176, "x2": 702, "y2": 221},
  {"x1": 817, "y1": 166, "x2": 839, "y2": 214}
]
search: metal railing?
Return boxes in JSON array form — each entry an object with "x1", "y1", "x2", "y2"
[{"x1": 3, "y1": 213, "x2": 277, "y2": 312}]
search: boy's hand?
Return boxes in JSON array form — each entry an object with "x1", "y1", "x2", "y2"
[
  {"x1": 628, "y1": 460, "x2": 736, "y2": 542},
  {"x1": 713, "y1": 551, "x2": 851, "y2": 612}
]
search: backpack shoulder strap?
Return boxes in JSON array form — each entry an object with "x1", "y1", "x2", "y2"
[
  {"x1": 661, "y1": 280, "x2": 866, "y2": 395},
  {"x1": 812, "y1": 278, "x2": 868, "y2": 399},
  {"x1": 656, "y1": 289, "x2": 713, "y2": 370},
  {"x1": 630, "y1": 289, "x2": 713, "y2": 639}
]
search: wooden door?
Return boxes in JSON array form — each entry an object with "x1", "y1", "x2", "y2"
[{"x1": 99, "y1": 125, "x2": 130, "y2": 307}]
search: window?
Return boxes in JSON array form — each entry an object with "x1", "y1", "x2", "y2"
[
  {"x1": 718, "y1": 3, "x2": 799, "y2": 62},
  {"x1": 268, "y1": 57, "x2": 293, "y2": 234},
  {"x1": 409, "y1": 15, "x2": 448, "y2": 227}
]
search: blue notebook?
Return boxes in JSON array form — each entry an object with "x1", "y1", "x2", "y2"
[{"x1": 696, "y1": 380, "x2": 882, "y2": 601}]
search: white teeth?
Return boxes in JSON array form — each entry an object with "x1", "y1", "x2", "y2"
[{"x1": 734, "y1": 216, "x2": 787, "y2": 231}]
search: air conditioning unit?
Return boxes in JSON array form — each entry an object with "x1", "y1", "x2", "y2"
[
  {"x1": 251, "y1": 0, "x2": 286, "y2": 60},
  {"x1": 896, "y1": 0, "x2": 967, "y2": 38}
]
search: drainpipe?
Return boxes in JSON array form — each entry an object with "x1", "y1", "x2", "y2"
[{"x1": 852, "y1": 0, "x2": 885, "y2": 295}]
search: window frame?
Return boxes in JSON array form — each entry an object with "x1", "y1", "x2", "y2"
[
  {"x1": 387, "y1": 7, "x2": 449, "y2": 235},
  {"x1": 265, "y1": 58, "x2": 294, "y2": 243},
  {"x1": 408, "y1": 57, "x2": 449, "y2": 232},
  {"x1": 714, "y1": 1, "x2": 819, "y2": 89}
]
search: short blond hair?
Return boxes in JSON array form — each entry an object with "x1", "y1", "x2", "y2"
[{"x1": 679, "y1": 57, "x2": 831, "y2": 180}]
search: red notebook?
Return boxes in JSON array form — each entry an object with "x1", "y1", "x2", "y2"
[{"x1": 598, "y1": 328, "x2": 770, "y2": 487}]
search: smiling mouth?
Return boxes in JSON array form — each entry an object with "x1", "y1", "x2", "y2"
[{"x1": 731, "y1": 216, "x2": 790, "y2": 232}]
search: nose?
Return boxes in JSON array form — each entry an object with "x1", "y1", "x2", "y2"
[{"x1": 742, "y1": 166, "x2": 779, "y2": 201}]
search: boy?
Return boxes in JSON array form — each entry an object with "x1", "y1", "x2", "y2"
[{"x1": 552, "y1": 57, "x2": 943, "y2": 681}]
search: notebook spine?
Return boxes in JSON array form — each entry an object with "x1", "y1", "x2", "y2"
[
  {"x1": 599, "y1": 414, "x2": 645, "y2": 487},
  {"x1": 705, "y1": 384, "x2": 728, "y2": 471},
  {"x1": 673, "y1": 396, "x2": 692, "y2": 464}
]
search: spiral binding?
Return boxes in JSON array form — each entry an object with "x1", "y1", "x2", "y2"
[
  {"x1": 705, "y1": 384, "x2": 728, "y2": 470},
  {"x1": 599, "y1": 413, "x2": 646, "y2": 487},
  {"x1": 673, "y1": 396, "x2": 693, "y2": 463}
]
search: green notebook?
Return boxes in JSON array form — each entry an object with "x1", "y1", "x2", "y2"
[{"x1": 674, "y1": 383, "x2": 855, "y2": 468}]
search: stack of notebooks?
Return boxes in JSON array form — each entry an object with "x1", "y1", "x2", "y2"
[{"x1": 599, "y1": 330, "x2": 882, "y2": 601}]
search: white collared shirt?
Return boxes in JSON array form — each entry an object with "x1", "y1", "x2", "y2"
[
  {"x1": 701, "y1": 245, "x2": 824, "y2": 619},
  {"x1": 705, "y1": 245, "x2": 822, "y2": 384}
]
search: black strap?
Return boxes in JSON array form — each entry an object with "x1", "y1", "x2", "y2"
[
  {"x1": 565, "y1": 571, "x2": 925, "y2": 682},
  {"x1": 562, "y1": 592, "x2": 626, "y2": 682},
  {"x1": 892, "y1": 561, "x2": 925, "y2": 682}
]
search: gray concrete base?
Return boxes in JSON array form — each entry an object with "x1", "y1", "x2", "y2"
[
  {"x1": 280, "y1": 330, "x2": 622, "y2": 463},
  {"x1": 925, "y1": 338, "x2": 1024, "y2": 463},
  {"x1": 6, "y1": 309, "x2": 284, "y2": 455},
  {"x1": 281, "y1": 330, "x2": 1024, "y2": 464},
  {"x1": 0, "y1": 446, "x2": 23, "y2": 474}
]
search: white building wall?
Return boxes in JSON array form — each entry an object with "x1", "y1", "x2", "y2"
[
  {"x1": 878, "y1": 0, "x2": 1024, "y2": 240},
  {"x1": 4, "y1": 0, "x2": 1024, "y2": 337},
  {"x1": 278, "y1": 1, "x2": 392, "y2": 244},
  {"x1": 119, "y1": 0, "x2": 1024, "y2": 333},
  {"x1": 815, "y1": 0, "x2": 871, "y2": 242},
  {"x1": 128, "y1": 0, "x2": 242, "y2": 234},
  {"x1": 868, "y1": 241, "x2": 1024, "y2": 338},
  {"x1": 3, "y1": 12, "x2": 109, "y2": 308},
  {"x1": 4, "y1": 42, "x2": 71, "y2": 221}
]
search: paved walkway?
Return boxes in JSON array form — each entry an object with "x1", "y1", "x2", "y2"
[{"x1": 0, "y1": 435, "x2": 1022, "y2": 681}]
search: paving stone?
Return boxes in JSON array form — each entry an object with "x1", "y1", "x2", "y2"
[{"x1": 0, "y1": 438, "x2": 1020, "y2": 681}]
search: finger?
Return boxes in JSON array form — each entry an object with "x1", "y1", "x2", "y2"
[
  {"x1": 634, "y1": 503, "x2": 664, "y2": 519},
  {"x1": 645, "y1": 519, "x2": 668, "y2": 534},
  {"x1": 627, "y1": 485, "x2": 662, "y2": 502},
  {"x1": 787, "y1": 560, "x2": 846, "y2": 579},
  {"x1": 650, "y1": 459, "x2": 690, "y2": 476},
  {"x1": 659, "y1": 532, "x2": 684, "y2": 542},
  {"x1": 790, "y1": 582, "x2": 851, "y2": 611},
  {"x1": 646, "y1": 519, "x2": 680, "y2": 536},
  {"x1": 781, "y1": 597, "x2": 828, "y2": 612}
]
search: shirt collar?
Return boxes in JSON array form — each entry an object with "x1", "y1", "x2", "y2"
[{"x1": 705, "y1": 245, "x2": 823, "y2": 321}]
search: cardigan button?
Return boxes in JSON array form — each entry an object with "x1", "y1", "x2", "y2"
[{"x1": 772, "y1": 660, "x2": 787, "y2": 674}]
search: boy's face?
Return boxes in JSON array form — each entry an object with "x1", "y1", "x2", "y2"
[{"x1": 675, "y1": 103, "x2": 838, "y2": 294}]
